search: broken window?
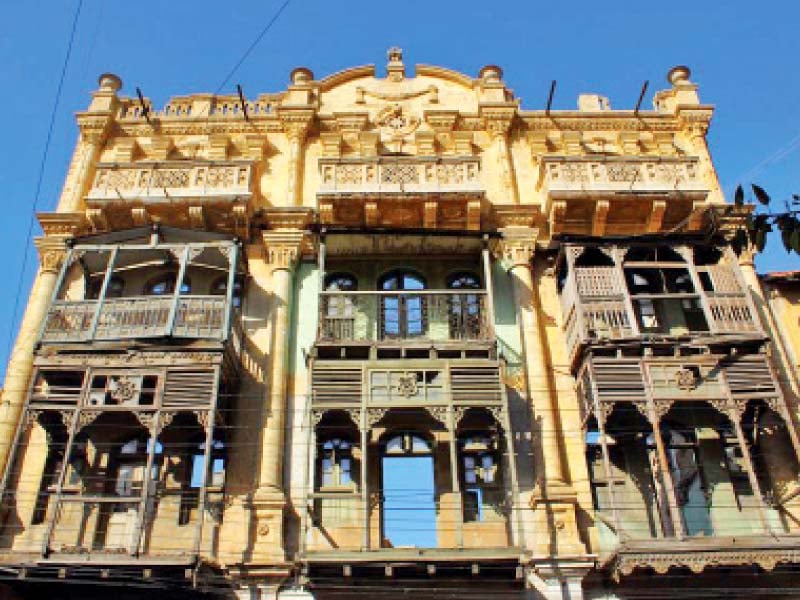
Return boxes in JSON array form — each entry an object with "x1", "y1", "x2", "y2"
[
  {"x1": 460, "y1": 434, "x2": 499, "y2": 523},
  {"x1": 319, "y1": 438, "x2": 353, "y2": 488}
]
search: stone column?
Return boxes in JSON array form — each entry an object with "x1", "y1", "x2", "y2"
[
  {"x1": 498, "y1": 227, "x2": 585, "y2": 557},
  {"x1": 251, "y1": 230, "x2": 304, "y2": 560},
  {"x1": 0, "y1": 238, "x2": 67, "y2": 473},
  {"x1": 485, "y1": 111, "x2": 519, "y2": 204},
  {"x1": 280, "y1": 114, "x2": 313, "y2": 207}
]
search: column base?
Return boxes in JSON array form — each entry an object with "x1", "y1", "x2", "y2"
[
  {"x1": 248, "y1": 488, "x2": 288, "y2": 563},
  {"x1": 530, "y1": 484, "x2": 587, "y2": 557},
  {"x1": 526, "y1": 560, "x2": 594, "y2": 600}
]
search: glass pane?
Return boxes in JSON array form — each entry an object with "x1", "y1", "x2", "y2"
[
  {"x1": 386, "y1": 436, "x2": 404, "y2": 455},
  {"x1": 411, "y1": 436, "x2": 430, "y2": 453}
]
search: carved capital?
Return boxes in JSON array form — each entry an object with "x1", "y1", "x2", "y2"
[
  {"x1": 494, "y1": 227, "x2": 538, "y2": 269},
  {"x1": 34, "y1": 237, "x2": 69, "y2": 274},
  {"x1": 261, "y1": 230, "x2": 306, "y2": 271},
  {"x1": 279, "y1": 110, "x2": 314, "y2": 143},
  {"x1": 481, "y1": 108, "x2": 516, "y2": 139}
]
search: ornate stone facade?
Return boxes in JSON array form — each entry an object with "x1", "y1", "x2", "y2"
[{"x1": 0, "y1": 49, "x2": 798, "y2": 600}]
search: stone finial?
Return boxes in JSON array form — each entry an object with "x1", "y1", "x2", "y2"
[
  {"x1": 290, "y1": 67, "x2": 314, "y2": 86},
  {"x1": 667, "y1": 65, "x2": 692, "y2": 86},
  {"x1": 97, "y1": 73, "x2": 122, "y2": 93},
  {"x1": 479, "y1": 65, "x2": 504, "y2": 84},
  {"x1": 387, "y1": 47, "x2": 405, "y2": 81}
]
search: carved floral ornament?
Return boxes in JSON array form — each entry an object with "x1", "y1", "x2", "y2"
[{"x1": 376, "y1": 103, "x2": 421, "y2": 140}]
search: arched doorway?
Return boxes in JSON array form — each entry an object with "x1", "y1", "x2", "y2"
[{"x1": 380, "y1": 432, "x2": 437, "y2": 547}]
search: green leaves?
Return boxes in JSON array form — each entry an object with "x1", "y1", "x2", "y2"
[
  {"x1": 751, "y1": 184, "x2": 771, "y2": 206},
  {"x1": 734, "y1": 184, "x2": 744, "y2": 207},
  {"x1": 732, "y1": 184, "x2": 800, "y2": 256}
]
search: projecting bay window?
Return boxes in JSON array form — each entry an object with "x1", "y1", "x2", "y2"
[{"x1": 40, "y1": 227, "x2": 243, "y2": 344}]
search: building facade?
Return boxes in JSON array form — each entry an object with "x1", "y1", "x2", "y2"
[{"x1": 0, "y1": 49, "x2": 799, "y2": 599}]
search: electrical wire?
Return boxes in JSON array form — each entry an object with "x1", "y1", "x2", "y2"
[{"x1": 5, "y1": 0, "x2": 84, "y2": 368}]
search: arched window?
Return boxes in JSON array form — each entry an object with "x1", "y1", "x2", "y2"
[
  {"x1": 319, "y1": 438, "x2": 354, "y2": 488},
  {"x1": 88, "y1": 276, "x2": 125, "y2": 300},
  {"x1": 113, "y1": 437, "x2": 162, "y2": 497},
  {"x1": 383, "y1": 433, "x2": 431, "y2": 456},
  {"x1": 379, "y1": 270, "x2": 426, "y2": 339},
  {"x1": 320, "y1": 273, "x2": 358, "y2": 339},
  {"x1": 144, "y1": 272, "x2": 190, "y2": 296},
  {"x1": 447, "y1": 272, "x2": 482, "y2": 339},
  {"x1": 210, "y1": 276, "x2": 243, "y2": 307}
]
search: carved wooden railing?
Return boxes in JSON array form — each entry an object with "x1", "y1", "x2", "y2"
[
  {"x1": 317, "y1": 291, "x2": 493, "y2": 343},
  {"x1": 42, "y1": 295, "x2": 231, "y2": 343},
  {"x1": 87, "y1": 163, "x2": 252, "y2": 203},
  {"x1": 318, "y1": 157, "x2": 482, "y2": 194},
  {"x1": 706, "y1": 295, "x2": 760, "y2": 333},
  {"x1": 540, "y1": 157, "x2": 705, "y2": 194}
]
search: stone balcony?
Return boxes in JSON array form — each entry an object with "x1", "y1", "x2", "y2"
[
  {"x1": 87, "y1": 162, "x2": 253, "y2": 205},
  {"x1": 318, "y1": 156, "x2": 482, "y2": 196},
  {"x1": 539, "y1": 156, "x2": 705, "y2": 196}
]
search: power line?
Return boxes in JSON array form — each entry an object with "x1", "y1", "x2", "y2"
[{"x1": 5, "y1": 0, "x2": 84, "y2": 367}]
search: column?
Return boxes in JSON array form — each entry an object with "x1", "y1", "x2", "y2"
[
  {"x1": 280, "y1": 115, "x2": 313, "y2": 207},
  {"x1": 485, "y1": 112, "x2": 519, "y2": 204},
  {"x1": 500, "y1": 229, "x2": 566, "y2": 486},
  {"x1": 0, "y1": 238, "x2": 68, "y2": 476},
  {"x1": 252, "y1": 230, "x2": 304, "y2": 559},
  {"x1": 498, "y1": 228, "x2": 585, "y2": 557}
]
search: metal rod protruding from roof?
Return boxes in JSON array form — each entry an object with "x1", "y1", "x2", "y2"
[
  {"x1": 135, "y1": 86, "x2": 152, "y2": 124},
  {"x1": 237, "y1": 84, "x2": 250, "y2": 121},
  {"x1": 634, "y1": 80, "x2": 649, "y2": 115},
  {"x1": 545, "y1": 80, "x2": 556, "y2": 115}
]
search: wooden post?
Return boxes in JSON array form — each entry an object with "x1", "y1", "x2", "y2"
[
  {"x1": 645, "y1": 404, "x2": 686, "y2": 538},
  {"x1": 447, "y1": 401, "x2": 463, "y2": 548},
  {"x1": 190, "y1": 367, "x2": 221, "y2": 557},
  {"x1": 360, "y1": 411, "x2": 369, "y2": 550},
  {"x1": 41, "y1": 407, "x2": 81, "y2": 556},
  {"x1": 131, "y1": 412, "x2": 162, "y2": 556},
  {"x1": 166, "y1": 245, "x2": 191, "y2": 336},
  {"x1": 595, "y1": 411, "x2": 623, "y2": 538},
  {"x1": 611, "y1": 246, "x2": 640, "y2": 337},
  {"x1": 731, "y1": 411, "x2": 773, "y2": 534},
  {"x1": 221, "y1": 242, "x2": 239, "y2": 341},
  {"x1": 499, "y1": 394, "x2": 524, "y2": 548},
  {"x1": 482, "y1": 240, "x2": 496, "y2": 339},
  {"x1": 88, "y1": 247, "x2": 119, "y2": 340}
]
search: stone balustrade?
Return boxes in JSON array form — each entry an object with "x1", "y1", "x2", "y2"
[
  {"x1": 318, "y1": 157, "x2": 482, "y2": 195},
  {"x1": 540, "y1": 156, "x2": 705, "y2": 194},
  {"x1": 87, "y1": 163, "x2": 252, "y2": 204}
]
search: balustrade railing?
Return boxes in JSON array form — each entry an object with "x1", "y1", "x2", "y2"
[
  {"x1": 318, "y1": 157, "x2": 482, "y2": 194},
  {"x1": 540, "y1": 157, "x2": 705, "y2": 194},
  {"x1": 706, "y1": 295, "x2": 760, "y2": 333},
  {"x1": 42, "y1": 295, "x2": 232, "y2": 343},
  {"x1": 317, "y1": 291, "x2": 492, "y2": 343},
  {"x1": 87, "y1": 163, "x2": 252, "y2": 203}
]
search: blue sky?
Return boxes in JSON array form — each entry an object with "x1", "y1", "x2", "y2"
[{"x1": 1, "y1": 0, "x2": 798, "y2": 376}]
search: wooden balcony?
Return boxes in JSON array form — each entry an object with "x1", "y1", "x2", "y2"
[
  {"x1": 317, "y1": 290, "x2": 493, "y2": 348},
  {"x1": 41, "y1": 295, "x2": 234, "y2": 343},
  {"x1": 318, "y1": 156, "x2": 482, "y2": 195},
  {"x1": 560, "y1": 265, "x2": 762, "y2": 363}
]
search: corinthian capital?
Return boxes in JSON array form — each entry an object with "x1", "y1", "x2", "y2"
[
  {"x1": 34, "y1": 237, "x2": 69, "y2": 274},
  {"x1": 494, "y1": 227, "x2": 539, "y2": 269},
  {"x1": 279, "y1": 109, "x2": 314, "y2": 143},
  {"x1": 261, "y1": 230, "x2": 307, "y2": 271}
]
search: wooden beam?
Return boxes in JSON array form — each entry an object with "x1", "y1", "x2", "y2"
[
  {"x1": 423, "y1": 200, "x2": 438, "y2": 229},
  {"x1": 647, "y1": 200, "x2": 667, "y2": 233},
  {"x1": 549, "y1": 200, "x2": 567, "y2": 236},
  {"x1": 466, "y1": 199, "x2": 482, "y2": 231},
  {"x1": 592, "y1": 200, "x2": 610, "y2": 237}
]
